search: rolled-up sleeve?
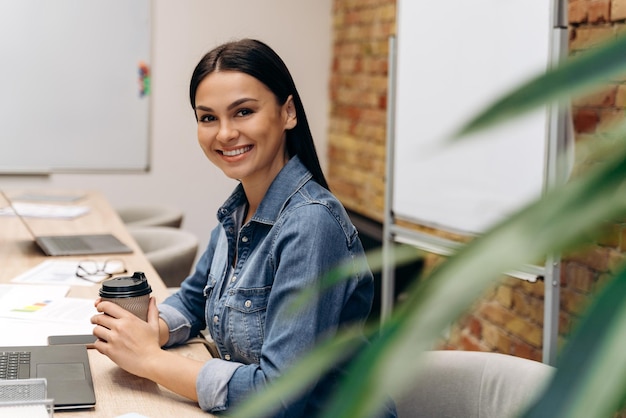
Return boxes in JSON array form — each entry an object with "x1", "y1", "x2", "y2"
[
  {"x1": 196, "y1": 359, "x2": 243, "y2": 412},
  {"x1": 158, "y1": 303, "x2": 193, "y2": 346}
]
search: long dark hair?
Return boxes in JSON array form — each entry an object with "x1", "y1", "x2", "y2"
[{"x1": 189, "y1": 39, "x2": 329, "y2": 190}]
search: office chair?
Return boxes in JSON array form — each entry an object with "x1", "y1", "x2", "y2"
[
  {"x1": 394, "y1": 350, "x2": 554, "y2": 418},
  {"x1": 129, "y1": 226, "x2": 199, "y2": 288},
  {"x1": 116, "y1": 205, "x2": 184, "y2": 228}
]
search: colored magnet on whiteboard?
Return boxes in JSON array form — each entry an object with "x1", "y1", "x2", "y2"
[{"x1": 138, "y1": 61, "x2": 151, "y2": 97}]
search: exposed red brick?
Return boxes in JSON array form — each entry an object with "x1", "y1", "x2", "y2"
[
  {"x1": 466, "y1": 315, "x2": 483, "y2": 339},
  {"x1": 459, "y1": 333, "x2": 486, "y2": 352},
  {"x1": 570, "y1": 0, "x2": 589, "y2": 23},
  {"x1": 564, "y1": 262, "x2": 596, "y2": 292},
  {"x1": 573, "y1": 108, "x2": 600, "y2": 133},
  {"x1": 589, "y1": 0, "x2": 611, "y2": 22},
  {"x1": 612, "y1": 0, "x2": 626, "y2": 20}
]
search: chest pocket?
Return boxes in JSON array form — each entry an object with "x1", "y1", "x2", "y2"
[{"x1": 224, "y1": 286, "x2": 271, "y2": 363}]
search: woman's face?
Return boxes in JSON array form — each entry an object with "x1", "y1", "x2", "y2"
[{"x1": 194, "y1": 71, "x2": 297, "y2": 190}]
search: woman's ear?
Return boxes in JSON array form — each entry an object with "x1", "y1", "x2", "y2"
[{"x1": 284, "y1": 95, "x2": 297, "y2": 130}]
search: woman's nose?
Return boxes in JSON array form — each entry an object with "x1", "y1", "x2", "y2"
[{"x1": 216, "y1": 121, "x2": 238, "y2": 142}]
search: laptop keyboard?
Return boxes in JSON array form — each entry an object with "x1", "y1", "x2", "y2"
[
  {"x1": 51, "y1": 236, "x2": 93, "y2": 252},
  {"x1": 0, "y1": 351, "x2": 31, "y2": 379}
]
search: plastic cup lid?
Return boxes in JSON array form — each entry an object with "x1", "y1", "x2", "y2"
[{"x1": 99, "y1": 271, "x2": 152, "y2": 298}]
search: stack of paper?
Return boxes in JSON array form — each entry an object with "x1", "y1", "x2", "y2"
[{"x1": 0, "y1": 202, "x2": 89, "y2": 219}]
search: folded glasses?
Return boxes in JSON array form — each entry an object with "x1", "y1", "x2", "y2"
[{"x1": 75, "y1": 259, "x2": 127, "y2": 282}]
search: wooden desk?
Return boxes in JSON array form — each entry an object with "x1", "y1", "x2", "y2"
[{"x1": 0, "y1": 190, "x2": 213, "y2": 417}]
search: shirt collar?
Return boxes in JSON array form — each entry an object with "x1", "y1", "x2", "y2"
[{"x1": 217, "y1": 156, "x2": 313, "y2": 225}]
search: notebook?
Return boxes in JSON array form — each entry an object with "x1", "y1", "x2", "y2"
[
  {"x1": 1, "y1": 190, "x2": 132, "y2": 256},
  {"x1": 0, "y1": 344, "x2": 96, "y2": 410}
]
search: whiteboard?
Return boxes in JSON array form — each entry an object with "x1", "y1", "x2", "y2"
[
  {"x1": 393, "y1": 0, "x2": 552, "y2": 234},
  {"x1": 0, "y1": 0, "x2": 151, "y2": 173}
]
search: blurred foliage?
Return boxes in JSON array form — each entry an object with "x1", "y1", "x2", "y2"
[{"x1": 230, "y1": 33, "x2": 626, "y2": 418}]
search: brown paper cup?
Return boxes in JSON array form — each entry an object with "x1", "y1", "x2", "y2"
[{"x1": 100, "y1": 272, "x2": 152, "y2": 321}]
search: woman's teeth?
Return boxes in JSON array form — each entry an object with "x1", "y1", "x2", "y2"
[{"x1": 222, "y1": 146, "x2": 251, "y2": 157}]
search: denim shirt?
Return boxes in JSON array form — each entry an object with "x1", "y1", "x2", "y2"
[{"x1": 158, "y1": 157, "x2": 385, "y2": 416}]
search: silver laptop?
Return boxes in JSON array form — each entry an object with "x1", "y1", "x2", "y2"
[
  {"x1": 1, "y1": 190, "x2": 132, "y2": 256},
  {"x1": 0, "y1": 344, "x2": 96, "y2": 410}
]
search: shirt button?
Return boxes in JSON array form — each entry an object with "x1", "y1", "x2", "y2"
[
  {"x1": 231, "y1": 276, "x2": 237, "y2": 283},
  {"x1": 224, "y1": 354, "x2": 231, "y2": 361},
  {"x1": 213, "y1": 315, "x2": 218, "y2": 324},
  {"x1": 244, "y1": 300, "x2": 252, "y2": 308},
  {"x1": 241, "y1": 236, "x2": 249, "y2": 243}
]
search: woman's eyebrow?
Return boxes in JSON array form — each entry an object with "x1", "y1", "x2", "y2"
[
  {"x1": 228, "y1": 98, "x2": 258, "y2": 110},
  {"x1": 195, "y1": 98, "x2": 259, "y2": 113}
]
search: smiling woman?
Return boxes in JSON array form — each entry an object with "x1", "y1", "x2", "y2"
[
  {"x1": 90, "y1": 38, "x2": 397, "y2": 418},
  {"x1": 194, "y1": 71, "x2": 296, "y2": 203}
]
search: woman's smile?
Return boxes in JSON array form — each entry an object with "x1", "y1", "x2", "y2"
[{"x1": 220, "y1": 145, "x2": 253, "y2": 157}]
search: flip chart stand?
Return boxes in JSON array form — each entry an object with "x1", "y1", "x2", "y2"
[{"x1": 382, "y1": 0, "x2": 569, "y2": 366}]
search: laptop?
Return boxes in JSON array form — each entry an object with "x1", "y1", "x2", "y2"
[
  {"x1": 0, "y1": 344, "x2": 96, "y2": 410},
  {"x1": 1, "y1": 190, "x2": 132, "y2": 256}
]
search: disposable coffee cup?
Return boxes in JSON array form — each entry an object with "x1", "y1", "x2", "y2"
[{"x1": 99, "y1": 272, "x2": 152, "y2": 321}]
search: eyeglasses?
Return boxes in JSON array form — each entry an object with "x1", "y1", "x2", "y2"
[{"x1": 75, "y1": 259, "x2": 127, "y2": 282}]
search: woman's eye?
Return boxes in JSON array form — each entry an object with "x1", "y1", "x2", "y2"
[
  {"x1": 199, "y1": 114, "x2": 216, "y2": 123},
  {"x1": 236, "y1": 108, "x2": 253, "y2": 117}
]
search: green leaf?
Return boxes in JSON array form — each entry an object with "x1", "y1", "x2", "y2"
[
  {"x1": 320, "y1": 134, "x2": 626, "y2": 417},
  {"x1": 225, "y1": 37, "x2": 626, "y2": 414},
  {"x1": 456, "y1": 32, "x2": 626, "y2": 137},
  {"x1": 229, "y1": 137, "x2": 626, "y2": 418},
  {"x1": 522, "y1": 264, "x2": 626, "y2": 418}
]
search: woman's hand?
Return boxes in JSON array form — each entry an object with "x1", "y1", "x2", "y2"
[
  {"x1": 91, "y1": 297, "x2": 163, "y2": 378},
  {"x1": 91, "y1": 296, "x2": 205, "y2": 401}
]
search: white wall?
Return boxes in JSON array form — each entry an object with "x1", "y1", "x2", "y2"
[{"x1": 0, "y1": 0, "x2": 332, "y2": 256}]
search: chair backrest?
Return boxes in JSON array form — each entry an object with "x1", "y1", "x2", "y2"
[
  {"x1": 129, "y1": 226, "x2": 199, "y2": 288},
  {"x1": 395, "y1": 350, "x2": 555, "y2": 418},
  {"x1": 116, "y1": 205, "x2": 184, "y2": 228}
]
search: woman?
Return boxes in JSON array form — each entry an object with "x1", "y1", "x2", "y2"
[{"x1": 91, "y1": 39, "x2": 395, "y2": 417}]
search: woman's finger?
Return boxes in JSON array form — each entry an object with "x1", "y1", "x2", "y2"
[{"x1": 95, "y1": 300, "x2": 131, "y2": 319}]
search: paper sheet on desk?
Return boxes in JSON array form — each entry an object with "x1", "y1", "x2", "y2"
[
  {"x1": 0, "y1": 317, "x2": 95, "y2": 346},
  {"x1": 4, "y1": 297, "x2": 97, "y2": 323},
  {"x1": 0, "y1": 202, "x2": 89, "y2": 219},
  {"x1": 0, "y1": 284, "x2": 69, "y2": 317},
  {"x1": 0, "y1": 285, "x2": 97, "y2": 346},
  {"x1": 12, "y1": 260, "x2": 103, "y2": 287},
  {"x1": 0, "y1": 287, "x2": 96, "y2": 323}
]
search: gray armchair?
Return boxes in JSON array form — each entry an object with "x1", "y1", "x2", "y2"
[
  {"x1": 116, "y1": 205, "x2": 184, "y2": 228},
  {"x1": 129, "y1": 226, "x2": 198, "y2": 288},
  {"x1": 395, "y1": 350, "x2": 555, "y2": 418}
]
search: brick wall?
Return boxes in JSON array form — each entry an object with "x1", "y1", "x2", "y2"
[
  {"x1": 328, "y1": 0, "x2": 395, "y2": 221},
  {"x1": 328, "y1": 0, "x2": 626, "y2": 371}
]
